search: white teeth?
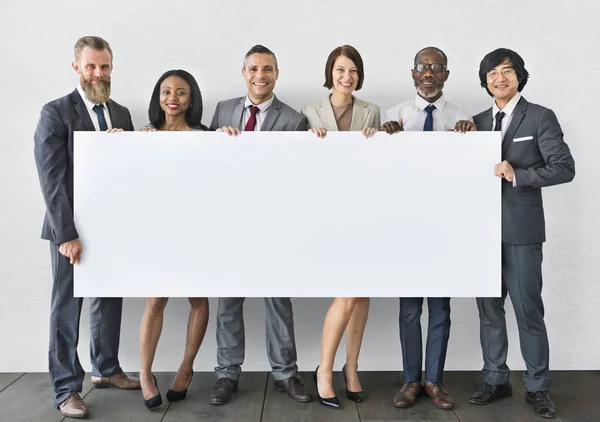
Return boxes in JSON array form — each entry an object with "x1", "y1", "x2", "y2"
[{"x1": 254, "y1": 82, "x2": 267, "y2": 86}]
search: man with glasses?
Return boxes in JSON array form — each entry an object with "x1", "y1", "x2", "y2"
[
  {"x1": 455, "y1": 48, "x2": 574, "y2": 419},
  {"x1": 381, "y1": 47, "x2": 471, "y2": 410}
]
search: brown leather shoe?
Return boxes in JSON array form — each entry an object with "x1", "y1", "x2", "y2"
[
  {"x1": 209, "y1": 377, "x2": 238, "y2": 405},
  {"x1": 274, "y1": 376, "x2": 313, "y2": 402},
  {"x1": 59, "y1": 393, "x2": 89, "y2": 419},
  {"x1": 393, "y1": 382, "x2": 422, "y2": 408},
  {"x1": 91, "y1": 372, "x2": 141, "y2": 390},
  {"x1": 424, "y1": 381, "x2": 454, "y2": 409}
]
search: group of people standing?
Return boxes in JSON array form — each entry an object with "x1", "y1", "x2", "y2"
[{"x1": 33, "y1": 35, "x2": 574, "y2": 420}]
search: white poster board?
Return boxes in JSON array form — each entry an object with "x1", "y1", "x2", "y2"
[{"x1": 74, "y1": 131, "x2": 500, "y2": 297}]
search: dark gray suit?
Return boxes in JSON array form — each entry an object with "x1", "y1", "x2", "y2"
[
  {"x1": 209, "y1": 95, "x2": 306, "y2": 381},
  {"x1": 474, "y1": 96, "x2": 574, "y2": 392},
  {"x1": 34, "y1": 89, "x2": 134, "y2": 406}
]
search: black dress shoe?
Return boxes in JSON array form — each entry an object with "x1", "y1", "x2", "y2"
[
  {"x1": 209, "y1": 377, "x2": 238, "y2": 405},
  {"x1": 313, "y1": 366, "x2": 340, "y2": 409},
  {"x1": 143, "y1": 374, "x2": 162, "y2": 410},
  {"x1": 342, "y1": 364, "x2": 364, "y2": 402},
  {"x1": 469, "y1": 382, "x2": 513, "y2": 405},
  {"x1": 166, "y1": 370, "x2": 193, "y2": 402},
  {"x1": 274, "y1": 376, "x2": 313, "y2": 402},
  {"x1": 526, "y1": 391, "x2": 556, "y2": 418}
]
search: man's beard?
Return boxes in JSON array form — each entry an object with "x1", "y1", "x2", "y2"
[
  {"x1": 81, "y1": 75, "x2": 111, "y2": 104},
  {"x1": 417, "y1": 86, "x2": 441, "y2": 99}
]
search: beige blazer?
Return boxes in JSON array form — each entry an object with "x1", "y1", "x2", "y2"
[{"x1": 301, "y1": 96, "x2": 381, "y2": 131}]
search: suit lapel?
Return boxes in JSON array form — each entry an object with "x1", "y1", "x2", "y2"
[
  {"x1": 71, "y1": 89, "x2": 95, "y2": 131},
  {"x1": 316, "y1": 97, "x2": 338, "y2": 131},
  {"x1": 502, "y1": 97, "x2": 527, "y2": 155},
  {"x1": 350, "y1": 97, "x2": 368, "y2": 131},
  {"x1": 261, "y1": 95, "x2": 281, "y2": 131},
  {"x1": 232, "y1": 97, "x2": 245, "y2": 128}
]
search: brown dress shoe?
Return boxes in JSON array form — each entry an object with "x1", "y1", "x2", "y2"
[
  {"x1": 209, "y1": 378, "x2": 238, "y2": 405},
  {"x1": 424, "y1": 381, "x2": 454, "y2": 409},
  {"x1": 59, "y1": 393, "x2": 89, "y2": 419},
  {"x1": 274, "y1": 376, "x2": 313, "y2": 402},
  {"x1": 393, "y1": 382, "x2": 422, "y2": 408},
  {"x1": 91, "y1": 372, "x2": 141, "y2": 390}
]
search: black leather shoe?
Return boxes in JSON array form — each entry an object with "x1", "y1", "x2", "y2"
[
  {"x1": 274, "y1": 376, "x2": 313, "y2": 402},
  {"x1": 342, "y1": 364, "x2": 364, "y2": 402},
  {"x1": 166, "y1": 370, "x2": 193, "y2": 402},
  {"x1": 313, "y1": 366, "x2": 340, "y2": 409},
  {"x1": 469, "y1": 382, "x2": 513, "y2": 405},
  {"x1": 209, "y1": 377, "x2": 238, "y2": 405},
  {"x1": 526, "y1": 391, "x2": 557, "y2": 418},
  {"x1": 143, "y1": 374, "x2": 162, "y2": 410}
]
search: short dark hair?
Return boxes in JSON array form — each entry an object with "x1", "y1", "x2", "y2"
[
  {"x1": 74, "y1": 36, "x2": 113, "y2": 61},
  {"x1": 243, "y1": 44, "x2": 278, "y2": 69},
  {"x1": 323, "y1": 45, "x2": 365, "y2": 91},
  {"x1": 479, "y1": 48, "x2": 529, "y2": 97},
  {"x1": 413, "y1": 46, "x2": 448, "y2": 66},
  {"x1": 148, "y1": 69, "x2": 207, "y2": 130}
]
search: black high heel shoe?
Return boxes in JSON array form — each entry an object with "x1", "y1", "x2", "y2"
[
  {"x1": 143, "y1": 374, "x2": 162, "y2": 410},
  {"x1": 342, "y1": 364, "x2": 365, "y2": 402},
  {"x1": 313, "y1": 366, "x2": 340, "y2": 409},
  {"x1": 166, "y1": 370, "x2": 193, "y2": 402}
]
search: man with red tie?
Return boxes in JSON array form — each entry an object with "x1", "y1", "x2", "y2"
[{"x1": 207, "y1": 45, "x2": 310, "y2": 405}]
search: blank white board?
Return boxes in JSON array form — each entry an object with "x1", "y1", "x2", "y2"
[{"x1": 74, "y1": 131, "x2": 500, "y2": 297}]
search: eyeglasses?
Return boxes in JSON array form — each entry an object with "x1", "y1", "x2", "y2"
[
  {"x1": 487, "y1": 68, "x2": 516, "y2": 79},
  {"x1": 413, "y1": 63, "x2": 447, "y2": 73}
]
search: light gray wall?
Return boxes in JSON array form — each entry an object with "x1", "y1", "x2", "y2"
[{"x1": 1, "y1": 0, "x2": 598, "y2": 372}]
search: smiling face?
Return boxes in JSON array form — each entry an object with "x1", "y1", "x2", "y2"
[
  {"x1": 159, "y1": 75, "x2": 191, "y2": 118},
  {"x1": 411, "y1": 48, "x2": 448, "y2": 102},
  {"x1": 331, "y1": 55, "x2": 358, "y2": 95},
  {"x1": 242, "y1": 53, "x2": 279, "y2": 104},
  {"x1": 72, "y1": 46, "x2": 112, "y2": 103},
  {"x1": 486, "y1": 59, "x2": 519, "y2": 107}
]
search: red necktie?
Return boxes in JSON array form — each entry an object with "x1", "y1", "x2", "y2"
[{"x1": 244, "y1": 105, "x2": 259, "y2": 131}]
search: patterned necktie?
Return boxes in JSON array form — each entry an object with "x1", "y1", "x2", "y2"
[
  {"x1": 92, "y1": 104, "x2": 108, "y2": 131},
  {"x1": 244, "y1": 105, "x2": 259, "y2": 131},
  {"x1": 494, "y1": 111, "x2": 505, "y2": 132},
  {"x1": 423, "y1": 104, "x2": 436, "y2": 131}
]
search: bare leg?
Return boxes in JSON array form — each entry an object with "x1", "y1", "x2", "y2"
[
  {"x1": 318, "y1": 297, "x2": 360, "y2": 398},
  {"x1": 140, "y1": 297, "x2": 169, "y2": 400},
  {"x1": 345, "y1": 297, "x2": 369, "y2": 392},
  {"x1": 170, "y1": 297, "x2": 210, "y2": 391}
]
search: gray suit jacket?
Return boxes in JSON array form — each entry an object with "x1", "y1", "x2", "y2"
[
  {"x1": 301, "y1": 96, "x2": 381, "y2": 130},
  {"x1": 209, "y1": 95, "x2": 307, "y2": 131},
  {"x1": 34, "y1": 89, "x2": 134, "y2": 244},
  {"x1": 473, "y1": 96, "x2": 575, "y2": 244}
]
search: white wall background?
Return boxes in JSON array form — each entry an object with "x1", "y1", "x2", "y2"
[{"x1": 1, "y1": 0, "x2": 598, "y2": 373}]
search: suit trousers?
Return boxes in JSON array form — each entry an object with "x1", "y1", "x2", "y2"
[
  {"x1": 48, "y1": 243, "x2": 123, "y2": 406},
  {"x1": 399, "y1": 297, "x2": 451, "y2": 383},
  {"x1": 215, "y1": 298, "x2": 298, "y2": 381},
  {"x1": 476, "y1": 242, "x2": 550, "y2": 392}
]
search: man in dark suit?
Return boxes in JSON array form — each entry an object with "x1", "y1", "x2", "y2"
[
  {"x1": 207, "y1": 45, "x2": 311, "y2": 406},
  {"x1": 455, "y1": 48, "x2": 575, "y2": 419},
  {"x1": 34, "y1": 36, "x2": 139, "y2": 419}
]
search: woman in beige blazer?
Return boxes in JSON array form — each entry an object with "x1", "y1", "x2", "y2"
[{"x1": 302, "y1": 45, "x2": 380, "y2": 409}]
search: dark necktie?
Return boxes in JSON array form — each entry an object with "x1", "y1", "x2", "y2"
[
  {"x1": 423, "y1": 104, "x2": 436, "y2": 131},
  {"x1": 92, "y1": 104, "x2": 108, "y2": 131},
  {"x1": 494, "y1": 111, "x2": 505, "y2": 132},
  {"x1": 244, "y1": 105, "x2": 259, "y2": 131}
]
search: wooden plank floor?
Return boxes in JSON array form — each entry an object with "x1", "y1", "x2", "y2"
[{"x1": 0, "y1": 371, "x2": 598, "y2": 421}]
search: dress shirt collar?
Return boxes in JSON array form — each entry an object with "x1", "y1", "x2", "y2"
[
  {"x1": 414, "y1": 93, "x2": 447, "y2": 112},
  {"x1": 493, "y1": 92, "x2": 521, "y2": 119},
  {"x1": 244, "y1": 94, "x2": 274, "y2": 112}
]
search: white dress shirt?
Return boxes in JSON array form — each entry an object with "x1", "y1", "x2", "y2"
[
  {"x1": 242, "y1": 95, "x2": 275, "y2": 131},
  {"x1": 76, "y1": 86, "x2": 113, "y2": 131},
  {"x1": 385, "y1": 94, "x2": 472, "y2": 131},
  {"x1": 492, "y1": 92, "x2": 522, "y2": 137}
]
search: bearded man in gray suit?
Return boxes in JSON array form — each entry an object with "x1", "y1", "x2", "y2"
[
  {"x1": 34, "y1": 36, "x2": 139, "y2": 419},
  {"x1": 208, "y1": 44, "x2": 311, "y2": 405},
  {"x1": 455, "y1": 48, "x2": 575, "y2": 419}
]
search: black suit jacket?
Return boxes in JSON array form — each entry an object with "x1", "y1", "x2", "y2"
[
  {"x1": 474, "y1": 96, "x2": 575, "y2": 244},
  {"x1": 34, "y1": 89, "x2": 134, "y2": 244}
]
